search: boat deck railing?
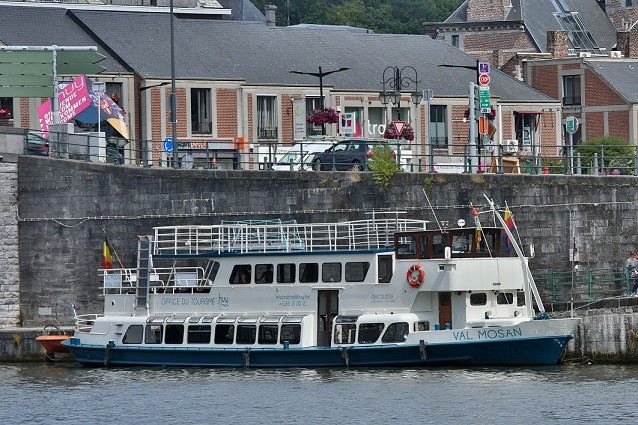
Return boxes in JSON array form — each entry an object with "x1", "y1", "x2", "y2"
[
  {"x1": 152, "y1": 217, "x2": 429, "y2": 256},
  {"x1": 100, "y1": 266, "x2": 210, "y2": 294},
  {"x1": 74, "y1": 313, "x2": 102, "y2": 333}
]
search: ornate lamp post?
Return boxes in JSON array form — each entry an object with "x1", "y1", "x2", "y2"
[{"x1": 378, "y1": 66, "x2": 423, "y2": 121}]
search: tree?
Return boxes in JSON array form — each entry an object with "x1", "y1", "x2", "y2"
[{"x1": 574, "y1": 136, "x2": 635, "y2": 175}]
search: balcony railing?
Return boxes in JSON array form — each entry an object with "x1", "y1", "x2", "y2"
[
  {"x1": 258, "y1": 127, "x2": 278, "y2": 140},
  {"x1": 562, "y1": 96, "x2": 581, "y2": 106},
  {"x1": 192, "y1": 121, "x2": 212, "y2": 134}
]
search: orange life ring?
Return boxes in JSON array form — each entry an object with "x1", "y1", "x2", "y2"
[{"x1": 406, "y1": 264, "x2": 425, "y2": 288}]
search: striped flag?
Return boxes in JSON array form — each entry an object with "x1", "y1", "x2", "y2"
[
  {"x1": 502, "y1": 205, "x2": 516, "y2": 252},
  {"x1": 101, "y1": 234, "x2": 114, "y2": 269}
]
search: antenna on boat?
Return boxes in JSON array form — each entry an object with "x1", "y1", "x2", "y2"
[{"x1": 422, "y1": 188, "x2": 445, "y2": 232}]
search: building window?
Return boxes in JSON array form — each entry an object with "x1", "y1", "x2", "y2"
[
  {"x1": 257, "y1": 95, "x2": 278, "y2": 140},
  {"x1": 305, "y1": 97, "x2": 321, "y2": 136},
  {"x1": 429, "y1": 105, "x2": 447, "y2": 148},
  {"x1": 191, "y1": 88, "x2": 212, "y2": 134},
  {"x1": 451, "y1": 35, "x2": 460, "y2": 48},
  {"x1": 562, "y1": 75, "x2": 581, "y2": 106},
  {"x1": 0, "y1": 97, "x2": 13, "y2": 126}
]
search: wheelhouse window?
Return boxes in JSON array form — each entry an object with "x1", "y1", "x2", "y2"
[
  {"x1": 322, "y1": 262, "x2": 342, "y2": 283},
  {"x1": 430, "y1": 105, "x2": 447, "y2": 148},
  {"x1": 345, "y1": 262, "x2": 370, "y2": 282},
  {"x1": 191, "y1": 88, "x2": 212, "y2": 134},
  {"x1": 381, "y1": 322, "x2": 409, "y2": 343},
  {"x1": 123, "y1": 325, "x2": 143, "y2": 344},
  {"x1": 497, "y1": 292, "x2": 514, "y2": 305},
  {"x1": 562, "y1": 75, "x2": 581, "y2": 106},
  {"x1": 432, "y1": 234, "x2": 446, "y2": 256},
  {"x1": 258, "y1": 95, "x2": 278, "y2": 140}
]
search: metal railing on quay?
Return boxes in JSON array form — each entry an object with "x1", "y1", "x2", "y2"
[{"x1": 22, "y1": 129, "x2": 638, "y2": 176}]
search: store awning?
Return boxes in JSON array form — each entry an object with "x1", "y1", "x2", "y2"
[{"x1": 514, "y1": 110, "x2": 542, "y2": 115}]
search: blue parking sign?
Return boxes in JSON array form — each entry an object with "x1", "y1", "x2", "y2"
[
  {"x1": 163, "y1": 137, "x2": 174, "y2": 153},
  {"x1": 479, "y1": 62, "x2": 490, "y2": 74}
]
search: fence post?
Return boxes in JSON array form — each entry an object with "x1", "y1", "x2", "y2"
[{"x1": 593, "y1": 153, "x2": 599, "y2": 176}]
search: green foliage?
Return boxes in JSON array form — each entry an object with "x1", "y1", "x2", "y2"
[
  {"x1": 250, "y1": 0, "x2": 463, "y2": 34},
  {"x1": 574, "y1": 136, "x2": 635, "y2": 175},
  {"x1": 368, "y1": 145, "x2": 400, "y2": 186}
]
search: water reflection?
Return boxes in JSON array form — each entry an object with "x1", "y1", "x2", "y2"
[{"x1": 2, "y1": 363, "x2": 638, "y2": 424}]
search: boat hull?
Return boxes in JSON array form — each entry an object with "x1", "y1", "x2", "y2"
[
  {"x1": 63, "y1": 335, "x2": 572, "y2": 368},
  {"x1": 36, "y1": 335, "x2": 71, "y2": 354}
]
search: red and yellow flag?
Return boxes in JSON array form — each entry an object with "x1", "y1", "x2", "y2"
[{"x1": 101, "y1": 235, "x2": 113, "y2": 269}]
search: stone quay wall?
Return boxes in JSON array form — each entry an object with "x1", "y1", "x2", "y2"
[{"x1": 2, "y1": 156, "x2": 638, "y2": 361}]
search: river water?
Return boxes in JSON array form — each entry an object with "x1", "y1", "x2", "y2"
[{"x1": 1, "y1": 362, "x2": 636, "y2": 424}]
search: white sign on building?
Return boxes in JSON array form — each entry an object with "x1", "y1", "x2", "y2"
[{"x1": 292, "y1": 99, "x2": 307, "y2": 140}]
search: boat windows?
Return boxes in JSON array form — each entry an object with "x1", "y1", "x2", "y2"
[
  {"x1": 187, "y1": 325, "x2": 211, "y2": 344},
  {"x1": 145, "y1": 324, "x2": 163, "y2": 344},
  {"x1": 470, "y1": 293, "x2": 487, "y2": 305},
  {"x1": 202, "y1": 315, "x2": 218, "y2": 323},
  {"x1": 230, "y1": 265, "x2": 251, "y2": 284},
  {"x1": 452, "y1": 233, "x2": 472, "y2": 254},
  {"x1": 255, "y1": 263, "x2": 274, "y2": 284},
  {"x1": 432, "y1": 234, "x2": 446, "y2": 257},
  {"x1": 165, "y1": 324, "x2": 184, "y2": 344},
  {"x1": 397, "y1": 235, "x2": 417, "y2": 256},
  {"x1": 258, "y1": 325, "x2": 279, "y2": 344},
  {"x1": 478, "y1": 232, "x2": 498, "y2": 254},
  {"x1": 277, "y1": 263, "x2": 296, "y2": 284},
  {"x1": 280, "y1": 324, "x2": 301, "y2": 345},
  {"x1": 497, "y1": 292, "x2": 514, "y2": 305},
  {"x1": 214, "y1": 324, "x2": 235, "y2": 344},
  {"x1": 378, "y1": 255, "x2": 393, "y2": 283},
  {"x1": 345, "y1": 262, "x2": 370, "y2": 282},
  {"x1": 322, "y1": 262, "x2": 342, "y2": 283},
  {"x1": 188, "y1": 316, "x2": 203, "y2": 323},
  {"x1": 334, "y1": 323, "x2": 356, "y2": 344},
  {"x1": 299, "y1": 263, "x2": 319, "y2": 283},
  {"x1": 381, "y1": 322, "x2": 409, "y2": 343},
  {"x1": 260, "y1": 315, "x2": 284, "y2": 324},
  {"x1": 417, "y1": 321, "x2": 430, "y2": 331},
  {"x1": 122, "y1": 325, "x2": 143, "y2": 344},
  {"x1": 236, "y1": 325, "x2": 257, "y2": 344},
  {"x1": 517, "y1": 290, "x2": 526, "y2": 306},
  {"x1": 358, "y1": 323, "x2": 384, "y2": 344}
]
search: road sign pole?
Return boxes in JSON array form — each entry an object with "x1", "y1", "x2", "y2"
[{"x1": 468, "y1": 82, "x2": 477, "y2": 173}]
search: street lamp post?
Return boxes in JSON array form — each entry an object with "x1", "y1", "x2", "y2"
[
  {"x1": 138, "y1": 81, "x2": 170, "y2": 166},
  {"x1": 378, "y1": 66, "x2": 423, "y2": 165},
  {"x1": 169, "y1": 0, "x2": 178, "y2": 169},
  {"x1": 290, "y1": 66, "x2": 350, "y2": 135}
]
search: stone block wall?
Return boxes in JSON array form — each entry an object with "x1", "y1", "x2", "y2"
[
  {"x1": 6, "y1": 156, "x2": 638, "y2": 327},
  {"x1": 0, "y1": 163, "x2": 19, "y2": 328}
]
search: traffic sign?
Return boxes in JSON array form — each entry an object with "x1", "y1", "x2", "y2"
[
  {"x1": 478, "y1": 73, "x2": 490, "y2": 86},
  {"x1": 565, "y1": 116, "x2": 579, "y2": 134},
  {"x1": 478, "y1": 62, "x2": 490, "y2": 74},
  {"x1": 393, "y1": 121, "x2": 406, "y2": 134},
  {"x1": 163, "y1": 137, "x2": 174, "y2": 153},
  {"x1": 479, "y1": 86, "x2": 491, "y2": 113}
]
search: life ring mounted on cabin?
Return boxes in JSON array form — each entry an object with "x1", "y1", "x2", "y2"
[{"x1": 406, "y1": 264, "x2": 425, "y2": 288}]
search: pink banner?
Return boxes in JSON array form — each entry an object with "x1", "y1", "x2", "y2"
[{"x1": 38, "y1": 74, "x2": 91, "y2": 137}]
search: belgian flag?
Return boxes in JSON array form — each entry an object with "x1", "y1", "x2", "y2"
[{"x1": 101, "y1": 234, "x2": 114, "y2": 269}]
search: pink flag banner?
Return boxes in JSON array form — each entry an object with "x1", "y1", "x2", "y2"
[{"x1": 38, "y1": 74, "x2": 92, "y2": 137}]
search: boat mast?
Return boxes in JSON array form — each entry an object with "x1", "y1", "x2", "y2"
[{"x1": 483, "y1": 195, "x2": 545, "y2": 315}]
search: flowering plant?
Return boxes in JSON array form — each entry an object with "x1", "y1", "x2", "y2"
[
  {"x1": 307, "y1": 107, "x2": 339, "y2": 125},
  {"x1": 464, "y1": 106, "x2": 496, "y2": 120},
  {"x1": 383, "y1": 122, "x2": 414, "y2": 141},
  {"x1": 0, "y1": 107, "x2": 11, "y2": 120}
]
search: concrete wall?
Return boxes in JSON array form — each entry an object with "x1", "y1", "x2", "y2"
[
  {"x1": 5, "y1": 156, "x2": 638, "y2": 328},
  {"x1": 0, "y1": 163, "x2": 19, "y2": 327}
]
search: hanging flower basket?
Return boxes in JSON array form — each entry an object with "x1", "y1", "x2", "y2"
[
  {"x1": 0, "y1": 107, "x2": 11, "y2": 120},
  {"x1": 464, "y1": 106, "x2": 496, "y2": 120},
  {"x1": 383, "y1": 122, "x2": 414, "y2": 141},
  {"x1": 307, "y1": 107, "x2": 339, "y2": 125}
]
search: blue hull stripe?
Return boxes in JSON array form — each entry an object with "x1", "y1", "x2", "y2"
[{"x1": 64, "y1": 336, "x2": 571, "y2": 367}]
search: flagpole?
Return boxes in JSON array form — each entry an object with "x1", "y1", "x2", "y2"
[{"x1": 102, "y1": 228, "x2": 124, "y2": 268}]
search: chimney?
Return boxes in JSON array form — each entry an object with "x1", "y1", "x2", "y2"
[
  {"x1": 265, "y1": 4, "x2": 277, "y2": 27},
  {"x1": 617, "y1": 31, "x2": 638, "y2": 58},
  {"x1": 547, "y1": 30, "x2": 568, "y2": 58}
]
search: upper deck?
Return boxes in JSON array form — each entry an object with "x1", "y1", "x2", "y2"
[{"x1": 153, "y1": 214, "x2": 429, "y2": 258}]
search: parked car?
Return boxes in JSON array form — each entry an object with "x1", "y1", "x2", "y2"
[
  {"x1": 26, "y1": 132, "x2": 49, "y2": 156},
  {"x1": 272, "y1": 140, "x2": 335, "y2": 171},
  {"x1": 312, "y1": 139, "x2": 412, "y2": 172}
]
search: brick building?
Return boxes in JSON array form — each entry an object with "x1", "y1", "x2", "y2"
[{"x1": 0, "y1": 3, "x2": 561, "y2": 171}]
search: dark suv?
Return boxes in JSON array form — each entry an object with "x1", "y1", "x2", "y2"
[{"x1": 312, "y1": 139, "x2": 389, "y2": 171}]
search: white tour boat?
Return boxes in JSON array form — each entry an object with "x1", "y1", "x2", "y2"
[{"x1": 64, "y1": 198, "x2": 580, "y2": 367}]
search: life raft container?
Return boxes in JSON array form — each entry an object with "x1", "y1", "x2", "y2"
[{"x1": 406, "y1": 264, "x2": 425, "y2": 288}]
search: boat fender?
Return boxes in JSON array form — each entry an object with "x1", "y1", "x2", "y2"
[
  {"x1": 419, "y1": 340, "x2": 427, "y2": 361},
  {"x1": 406, "y1": 264, "x2": 425, "y2": 288},
  {"x1": 104, "y1": 340, "x2": 115, "y2": 367},
  {"x1": 243, "y1": 348, "x2": 250, "y2": 367},
  {"x1": 340, "y1": 346, "x2": 350, "y2": 367}
]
